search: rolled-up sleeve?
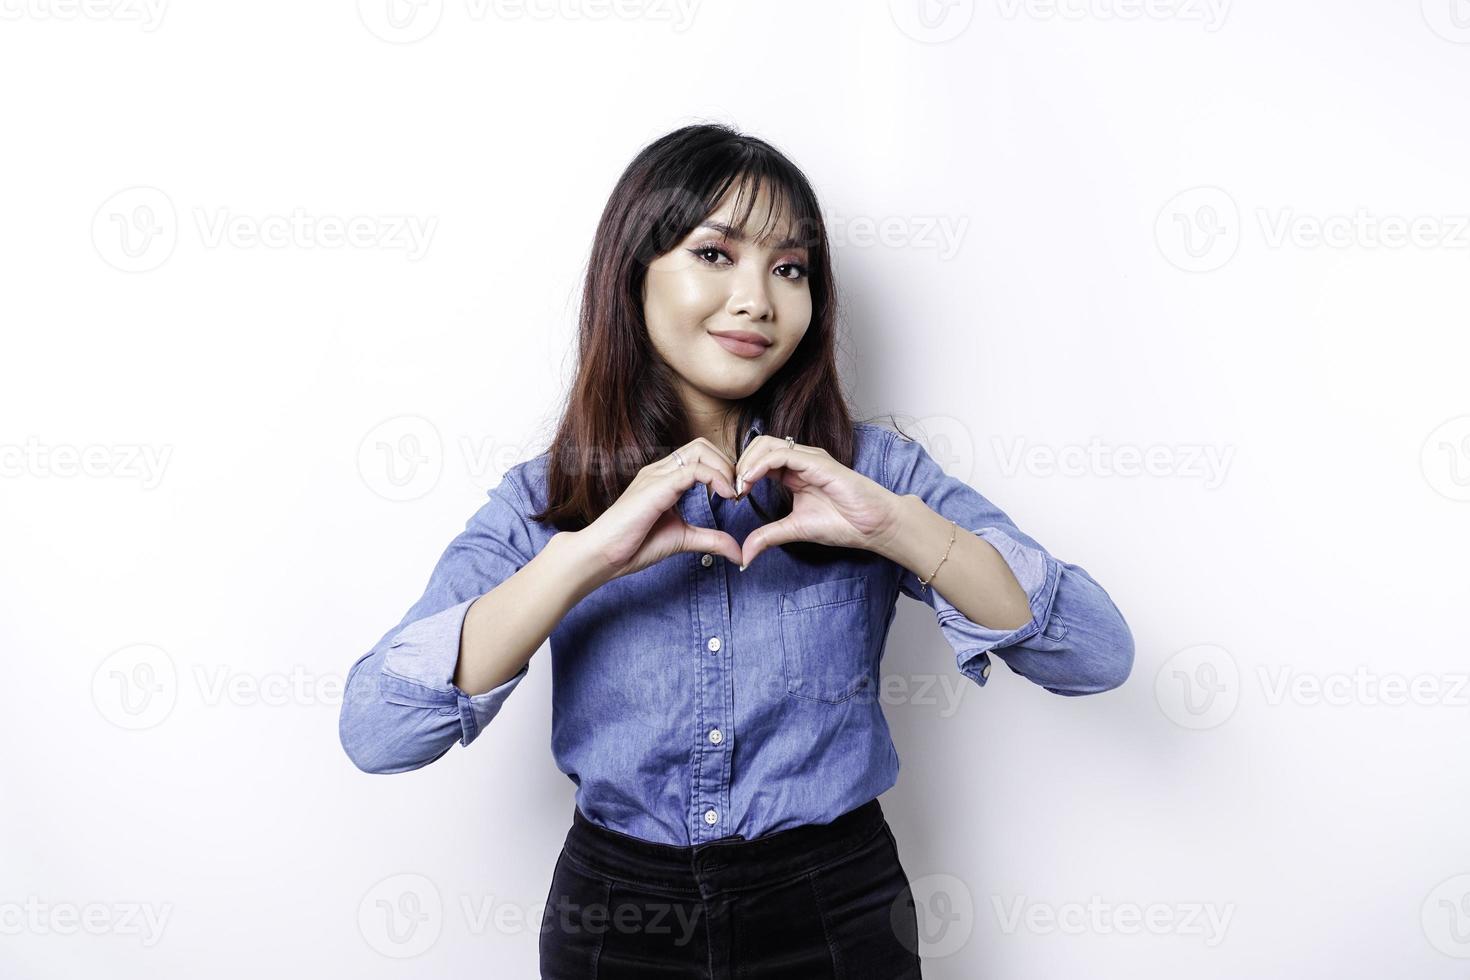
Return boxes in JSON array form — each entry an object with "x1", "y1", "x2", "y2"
[
  {"x1": 339, "y1": 465, "x2": 538, "y2": 774},
  {"x1": 882, "y1": 429, "x2": 1134, "y2": 696}
]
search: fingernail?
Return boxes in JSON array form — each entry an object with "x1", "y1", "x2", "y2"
[
  {"x1": 739, "y1": 563, "x2": 746, "y2": 572},
  {"x1": 736, "y1": 475, "x2": 744, "y2": 495}
]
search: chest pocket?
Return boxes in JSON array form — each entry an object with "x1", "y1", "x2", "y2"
[{"x1": 779, "y1": 574, "x2": 872, "y2": 704}]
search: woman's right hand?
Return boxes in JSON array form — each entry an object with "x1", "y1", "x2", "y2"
[{"x1": 578, "y1": 438, "x2": 745, "y2": 581}]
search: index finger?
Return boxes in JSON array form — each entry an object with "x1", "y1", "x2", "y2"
[{"x1": 737, "y1": 436, "x2": 818, "y2": 486}]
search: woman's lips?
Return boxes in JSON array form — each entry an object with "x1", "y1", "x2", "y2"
[{"x1": 710, "y1": 334, "x2": 769, "y2": 358}]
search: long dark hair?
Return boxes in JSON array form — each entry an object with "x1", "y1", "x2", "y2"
[{"x1": 530, "y1": 123, "x2": 870, "y2": 564}]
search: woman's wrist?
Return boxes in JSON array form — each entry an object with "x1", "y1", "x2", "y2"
[
  {"x1": 867, "y1": 492, "x2": 942, "y2": 567},
  {"x1": 545, "y1": 529, "x2": 619, "y2": 599}
]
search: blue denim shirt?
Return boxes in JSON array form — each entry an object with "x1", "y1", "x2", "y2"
[{"x1": 339, "y1": 417, "x2": 1134, "y2": 845}]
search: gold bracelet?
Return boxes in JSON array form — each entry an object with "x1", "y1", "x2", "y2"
[{"x1": 918, "y1": 519, "x2": 958, "y2": 593}]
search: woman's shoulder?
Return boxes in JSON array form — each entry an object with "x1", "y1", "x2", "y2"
[
  {"x1": 851, "y1": 420, "x2": 902, "y2": 487},
  {"x1": 852, "y1": 420, "x2": 898, "y2": 445},
  {"x1": 499, "y1": 451, "x2": 550, "y2": 516}
]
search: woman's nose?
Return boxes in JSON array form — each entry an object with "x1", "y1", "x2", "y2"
[{"x1": 726, "y1": 265, "x2": 774, "y2": 321}]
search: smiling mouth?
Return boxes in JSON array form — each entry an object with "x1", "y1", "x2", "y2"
[{"x1": 709, "y1": 332, "x2": 771, "y2": 359}]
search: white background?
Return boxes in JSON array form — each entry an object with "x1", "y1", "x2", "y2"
[{"x1": 3, "y1": 1, "x2": 1468, "y2": 977}]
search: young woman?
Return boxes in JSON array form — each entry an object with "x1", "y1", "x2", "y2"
[{"x1": 339, "y1": 123, "x2": 1135, "y2": 979}]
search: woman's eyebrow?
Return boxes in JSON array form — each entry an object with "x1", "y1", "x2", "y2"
[{"x1": 697, "y1": 221, "x2": 808, "y2": 251}]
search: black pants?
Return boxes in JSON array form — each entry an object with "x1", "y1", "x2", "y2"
[{"x1": 538, "y1": 797, "x2": 922, "y2": 979}]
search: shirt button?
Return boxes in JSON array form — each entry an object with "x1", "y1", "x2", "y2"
[
  {"x1": 704, "y1": 808, "x2": 719, "y2": 825},
  {"x1": 700, "y1": 553, "x2": 714, "y2": 567},
  {"x1": 708, "y1": 728, "x2": 723, "y2": 744},
  {"x1": 707, "y1": 636, "x2": 721, "y2": 653}
]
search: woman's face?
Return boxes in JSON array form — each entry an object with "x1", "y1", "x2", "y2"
[{"x1": 642, "y1": 182, "x2": 813, "y2": 413}]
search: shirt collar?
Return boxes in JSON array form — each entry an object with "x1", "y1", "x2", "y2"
[{"x1": 740, "y1": 413, "x2": 766, "y2": 455}]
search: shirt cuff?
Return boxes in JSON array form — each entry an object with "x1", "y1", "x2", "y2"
[
  {"x1": 931, "y1": 526, "x2": 1062, "y2": 686},
  {"x1": 381, "y1": 596, "x2": 529, "y2": 746}
]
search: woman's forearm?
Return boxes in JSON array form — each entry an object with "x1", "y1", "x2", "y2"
[
  {"x1": 872, "y1": 492, "x2": 1032, "y2": 631},
  {"x1": 453, "y1": 530, "x2": 609, "y2": 696}
]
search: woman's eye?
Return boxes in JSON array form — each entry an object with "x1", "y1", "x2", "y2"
[
  {"x1": 691, "y1": 245, "x2": 731, "y2": 265},
  {"x1": 689, "y1": 245, "x2": 806, "y2": 282}
]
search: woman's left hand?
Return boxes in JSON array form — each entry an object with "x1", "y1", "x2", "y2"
[{"x1": 734, "y1": 435, "x2": 903, "y2": 569}]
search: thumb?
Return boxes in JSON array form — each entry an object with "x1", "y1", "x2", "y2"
[
  {"x1": 681, "y1": 525, "x2": 743, "y2": 567},
  {"x1": 740, "y1": 517, "x2": 803, "y2": 570}
]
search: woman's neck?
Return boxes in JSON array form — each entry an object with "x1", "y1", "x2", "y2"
[{"x1": 682, "y1": 401, "x2": 741, "y2": 463}]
